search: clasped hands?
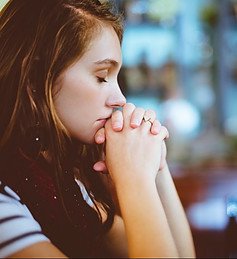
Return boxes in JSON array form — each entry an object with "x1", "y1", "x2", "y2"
[{"x1": 93, "y1": 103, "x2": 169, "y2": 175}]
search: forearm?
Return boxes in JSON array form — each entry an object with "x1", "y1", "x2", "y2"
[
  {"x1": 103, "y1": 215, "x2": 128, "y2": 258},
  {"x1": 156, "y1": 162, "x2": 196, "y2": 258},
  {"x1": 115, "y1": 177, "x2": 179, "y2": 258}
]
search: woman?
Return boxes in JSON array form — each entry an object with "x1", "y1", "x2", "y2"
[{"x1": 0, "y1": 0, "x2": 195, "y2": 257}]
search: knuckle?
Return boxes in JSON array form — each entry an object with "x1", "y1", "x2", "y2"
[
  {"x1": 162, "y1": 126, "x2": 169, "y2": 135},
  {"x1": 146, "y1": 109, "x2": 156, "y2": 116},
  {"x1": 123, "y1": 103, "x2": 136, "y2": 120},
  {"x1": 154, "y1": 120, "x2": 161, "y2": 127},
  {"x1": 160, "y1": 125, "x2": 166, "y2": 132},
  {"x1": 151, "y1": 121, "x2": 159, "y2": 131},
  {"x1": 125, "y1": 102, "x2": 136, "y2": 110},
  {"x1": 135, "y1": 107, "x2": 145, "y2": 114}
]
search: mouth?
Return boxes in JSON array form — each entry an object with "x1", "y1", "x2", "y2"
[
  {"x1": 96, "y1": 115, "x2": 112, "y2": 127},
  {"x1": 97, "y1": 114, "x2": 112, "y2": 121}
]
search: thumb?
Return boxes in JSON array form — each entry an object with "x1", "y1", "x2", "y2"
[
  {"x1": 94, "y1": 127, "x2": 105, "y2": 144},
  {"x1": 93, "y1": 160, "x2": 108, "y2": 174}
]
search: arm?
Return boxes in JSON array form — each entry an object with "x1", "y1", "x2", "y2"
[
  {"x1": 102, "y1": 153, "x2": 195, "y2": 258},
  {"x1": 102, "y1": 214, "x2": 128, "y2": 258},
  {"x1": 0, "y1": 184, "x2": 67, "y2": 259},
  {"x1": 156, "y1": 160, "x2": 196, "y2": 258},
  {"x1": 96, "y1": 104, "x2": 194, "y2": 257},
  {"x1": 8, "y1": 241, "x2": 67, "y2": 258},
  {"x1": 115, "y1": 177, "x2": 179, "y2": 258},
  {"x1": 104, "y1": 103, "x2": 179, "y2": 258}
]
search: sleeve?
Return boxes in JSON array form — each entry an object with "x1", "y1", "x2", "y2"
[{"x1": 0, "y1": 183, "x2": 50, "y2": 258}]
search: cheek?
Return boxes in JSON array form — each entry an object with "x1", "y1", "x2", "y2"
[
  {"x1": 54, "y1": 76, "x2": 90, "y2": 117},
  {"x1": 55, "y1": 103, "x2": 96, "y2": 142},
  {"x1": 53, "y1": 89, "x2": 101, "y2": 142}
]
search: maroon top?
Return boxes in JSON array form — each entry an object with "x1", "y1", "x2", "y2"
[{"x1": 1, "y1": 150, "x2": 110, "y2": 257}]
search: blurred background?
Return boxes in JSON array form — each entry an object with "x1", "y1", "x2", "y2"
[
  {"x1": 115, "y1": 0, "x2": 237, "y2": 257},
  {"x1": 1, "y1": 0, "x2": 237, "y2": 257}
]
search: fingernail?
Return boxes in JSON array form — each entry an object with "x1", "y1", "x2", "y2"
[
  {"x1": 131, "y1": 120, "x2": 140, "y2": 128},
  {"x1": 97, "y1": 135, "x2": 105, "y2": 143}
]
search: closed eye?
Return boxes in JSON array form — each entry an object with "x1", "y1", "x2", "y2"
[{"x1": 97, "y1": 77, "x2": 108, "y2": 83}]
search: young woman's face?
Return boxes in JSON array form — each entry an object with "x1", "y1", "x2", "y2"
[{"x1": 53, "y1": 25, "x2": 126, "y2": 143}]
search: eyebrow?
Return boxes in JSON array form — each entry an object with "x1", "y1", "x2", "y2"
[{"x1": 94, "y1": 58, "x2": 119, "y2": 67}]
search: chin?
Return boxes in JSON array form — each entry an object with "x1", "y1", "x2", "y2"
[
  {"x1": 86, "y1": 138, "x2": 96, "y2": 145},
  {"x1": 72, "y1": 128, "x2": 97, "y2": 145},
  {"x1": 79, "y1": 134, "x2": 96, "y2": 145}
]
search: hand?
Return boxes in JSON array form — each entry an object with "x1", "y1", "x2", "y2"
[
  {"x1": 93, "y1": 104, "x2": 166, "y2": 173},
  {"x1": 160, "y1": 141, "x2": 167, "y2": 171},
  {"x1": 104, "y1": 103, "x2": 169, "y2": 185}
]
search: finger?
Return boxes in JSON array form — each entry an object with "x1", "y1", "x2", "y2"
[
  {"x1": 140, "y1": 118, "x2": 153, "y2": 132},
  {"x1": 140, "y1": 109, "x2": 157, "y2": 133},
  {"x1": 143, "y1": 109, "x2": 156, "y2": 123},
  {"x1": 130, "y1": 107, "x2": 145, "y2": 128},
  {"x1": 150, "y1": 119, "x2": 162, "y2": 135},
  {"x1": 94, "y1": 127, "x2": 105, "y2": 144},
  {"x1": 158, "y1": 126, "x2": 170, "y2": 140},
  {"x1": 122, "y1": 103, "x2": 136, "y2": 128},
  {"x1": 93, "y1": 161, "x2": 108, "y2": 173},
  {"x1": 111, "y1": 110, "x2": 123, "y2": 131}
]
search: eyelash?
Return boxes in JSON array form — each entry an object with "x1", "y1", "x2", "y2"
[{"x1": 97, "y1": 77, "x2": 108, "y2": 83}]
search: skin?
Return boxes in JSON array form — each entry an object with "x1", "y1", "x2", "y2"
[
  {"x1": 53, "y1": 24, "x2": 162, "y2": 171},
  {"x1": 104, "y1": 103, "x2": 168, "y2": 186},
  {"x1": 53, "y1": 25, "x2": 126, "y2": 144},
  {"x1": 104, "y1": 104, "x2": 195, "y2": 258},
  {"x1": 8, "y1": 24, "x2": 195, "y2": 258}
]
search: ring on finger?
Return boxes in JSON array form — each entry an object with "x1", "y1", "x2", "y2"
[
  {"x1": 142, "y1": 116, "x2": 153, "y2": 125},
  {"x1": 143, "y1": 110, "x2": 155, "y2": 124}
]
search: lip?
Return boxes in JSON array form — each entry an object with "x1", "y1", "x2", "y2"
[
  {"x1": 97, "y1": 114, "x2": 112, "y2": 121},
  {"x1": 96, "y1": 119, "x2": 107, "y2": 127},
  {"x1": 96, "y1": 115, "x2": 111, "y2": 127}
]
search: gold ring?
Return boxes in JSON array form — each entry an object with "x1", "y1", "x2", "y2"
[{"x1": 143, "y1": 116, "x2": 153, "y2": 124}]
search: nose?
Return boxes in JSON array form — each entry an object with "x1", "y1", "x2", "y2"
[{"x1": 106, "y1": 84, "x2": 126, "y2": 108}]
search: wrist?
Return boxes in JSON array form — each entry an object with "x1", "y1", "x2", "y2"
[{"x1": 115, "y1": 174, "x2": 157, "y2": 201}]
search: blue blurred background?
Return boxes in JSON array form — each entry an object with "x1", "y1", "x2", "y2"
[
  {"x1": 115, "y1": 0, "x2": 237, "y2": 257},
  {"x1": 116, "y1": 0, "x2": 237, "y2": 168}
]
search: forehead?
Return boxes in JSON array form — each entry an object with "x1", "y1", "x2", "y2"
[{"x1": 78, "y1": 25, "x2": 122, "y2": 66}]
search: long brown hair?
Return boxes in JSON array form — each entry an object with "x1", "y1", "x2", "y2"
[{"x1": 0, "y1": 0, "x2": 123, "y2": 230}]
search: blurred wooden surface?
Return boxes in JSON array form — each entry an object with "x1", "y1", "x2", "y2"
[{"x1": 173, "y1": 166, "x2": 237, "y2": 258}]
